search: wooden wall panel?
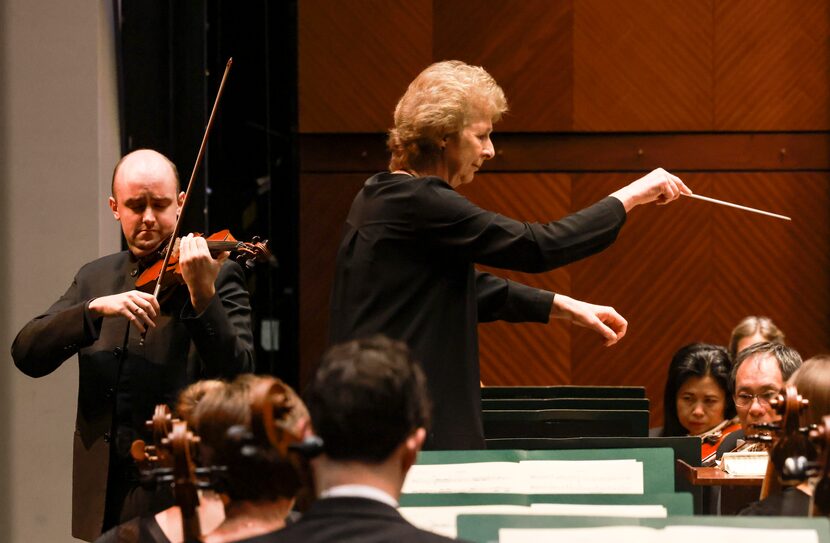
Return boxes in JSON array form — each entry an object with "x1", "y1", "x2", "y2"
[
  {"x1": 708, "y1": 173, "x2": 830, "y2": 359},
  {"x1": 458, "y1": 174, "x2": 573, "y2": 385},
  {"x1": 566, "y1": 173, "x2": 830, "y2": 426},
  {"x1": 298, "y1": 0, "x2": 432, "y2": 132},
  {"x1": 433, "y1": 0, "x2": 573, "y2": 132},
  {"x1": 298, "y1": 173, "x2": 366, "y2": 384},
  {"x1": 573, "y1": 0, "x2": 714, "y2": 131},
  {"x1": 714, "y1": 0, "x2": 830, "y2": 130},
  {"x1": 297, "y1": 1, "x2": 830, "y2": 429},
  {"x1": 569, "y1": 173, "x2": 715, "y2": 426}
]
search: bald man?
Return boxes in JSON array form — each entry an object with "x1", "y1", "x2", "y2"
[{"x1": 12, "y1": 149, "x2": 255, "y2": 541}]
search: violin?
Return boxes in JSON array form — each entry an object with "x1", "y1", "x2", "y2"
[
  {"x1": 135, "y1": 229, "x2": 271, "y2": 294},
  {"x1": 700, "y1": 420, "x2": 742, "y2": 464}
]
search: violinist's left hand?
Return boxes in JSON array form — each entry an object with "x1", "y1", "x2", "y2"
[{"x1": 179, "y1": 234, "x2": 229, "y2": 313}]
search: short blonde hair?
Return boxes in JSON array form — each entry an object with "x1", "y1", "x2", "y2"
[
  {"x1": 728, "y1": 315, "x2": 786, "y2": 362},
  {"x1": 388, "y1": 60, "x2": 508, "y2": 171}
]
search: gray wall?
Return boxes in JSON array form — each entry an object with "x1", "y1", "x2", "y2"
[{"x1": 0, "y1": 0, "x2": 120, "y2": 540}]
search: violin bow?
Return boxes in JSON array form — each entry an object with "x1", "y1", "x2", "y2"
[{"x1": 141, "y1": 58, "x2": 233, "y2": 344}]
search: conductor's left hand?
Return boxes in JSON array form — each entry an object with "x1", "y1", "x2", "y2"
[{"x1": 550, "y1": 294, "x2": 628, "y2": 346}]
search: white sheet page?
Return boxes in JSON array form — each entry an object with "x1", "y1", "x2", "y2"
[
  {"x1": 518, "y1": 459, "x2": 644, "y2": 494},
  {"x1": 527, "y1": 503, "x2": 666, "y2": 517},
  {"x1": 403, "y1": 462, "x2": 521, "y2": 493},
  {"x1": 498, "y1": 525, "x2": 819, "y2": 543}
]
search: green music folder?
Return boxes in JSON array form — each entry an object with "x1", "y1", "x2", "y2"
[{"x1": 415, "y1": 447, "x2": 674, "y2": 495}]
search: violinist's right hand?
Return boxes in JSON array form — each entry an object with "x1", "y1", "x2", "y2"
[{"x1": 89, "y1": 290, "x2": 160, "y2": 333}]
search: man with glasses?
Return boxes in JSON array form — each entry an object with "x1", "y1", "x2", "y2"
[{"x1": 717, "y1": 342, "x2": 802, "y2": 456}]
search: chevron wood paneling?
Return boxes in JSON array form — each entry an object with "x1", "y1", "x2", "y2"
[
  {"x1": 297, "y1": 2, "x2": 830, "y2": 430},
  {"x1": 708, "y1": 173, "x2": 830, "y2": 359},
  {"x1": 298, "y1": 0, "x2": 432, "y2": 132},
  {"x1": 459, "y1": 173, "x2": 573, "y2": 385},
  {"x1": 565, "y1": 172, "x2": 830, "y2": 426},
  {"x1": 714, "y1": 0, "x2": 830, "y2": 130},
  {"x1": 569, "y1": 173, "x2": 715, "y2": 426},
  {"x1": 573, "y1": 0, "x2": 713, "y2": 131},
  {"x1": 433, "y1": 0, "x2": 572, "y2": 132}
]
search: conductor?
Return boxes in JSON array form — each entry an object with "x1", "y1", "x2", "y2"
[{"x1": 329, "y1": 60, "x2": 690, "y2": 450}]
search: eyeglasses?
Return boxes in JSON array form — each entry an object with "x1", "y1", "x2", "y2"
[{"x1": 734, "y1": 391, "x2": 779, "y2": 408}]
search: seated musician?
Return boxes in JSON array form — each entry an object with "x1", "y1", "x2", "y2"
[
  {"x1": 96, "y1": 375, "x2": 310, "y2": 543},
  {"x1": 256, "y1": 335, "x2": 463, "y2": 543},
  {"x1": 717, "y1": 342, "x2": 802, "y2": 457},
  {"x1": 657, "y1": 344, "x2": 738, "y2": 463},
  {"x1": 728, "y1": 315, "x2": 786, "y2": 363},
  {"x1": 739, "y1": 355, "x2": 830, "y2": 516}
]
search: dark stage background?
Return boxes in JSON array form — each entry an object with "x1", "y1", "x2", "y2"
[{"x1": 118, "y1": 0, "x2": 299, "y2": 384}]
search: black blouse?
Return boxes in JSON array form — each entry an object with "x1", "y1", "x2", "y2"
[{"x1": 329, "y1": 173, "x2": 627, "y2": 449}]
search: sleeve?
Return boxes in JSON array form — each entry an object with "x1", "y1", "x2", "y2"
[
  {"x1": 11, "y1": 275, "x2": 103, "y2": 378},
  {"x1": 475, "y1": 270, "x2": 554, "y2": 324},
  {"x1": 412, "y1": 178, "x2": 627, "y2": 273},
  {"x1": 179, "y1": 260, "x2": 255, "y2": 378}
]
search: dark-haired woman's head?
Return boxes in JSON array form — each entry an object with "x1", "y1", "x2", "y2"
[{"x1": 662, "y1": 343, "x2": 735, "y2": 436}]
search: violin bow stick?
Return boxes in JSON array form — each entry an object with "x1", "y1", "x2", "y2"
[
  {"x1": 681, "y1": 192, "x2": 792, "y2": 222},
  {"x1": 140, "y1": 58, "x2": 234, "y2": 345}
]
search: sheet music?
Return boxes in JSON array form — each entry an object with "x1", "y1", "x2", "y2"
[
  {"x1": 403, "y1": 462, "x2": 521, "y2": 493},
  {"x1": 498, "y1": 525, "x2": 819, "y2": 543},
  {"x1": 403, "y1": 460, "x2": 644, "y2": 494},
  {"x1": 519, "y1": 460, "x2": 643, "y2": 494},
  {"x1": 401, "y1": 503, "x2": 665, "y2": 539},
  {"x1": 527, "y1": 503, "x2": 666, "y2": 517}
]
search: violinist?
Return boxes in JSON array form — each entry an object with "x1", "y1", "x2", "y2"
[
  {"x1": 11, "y1": 149, "x2": 255, "y2": 541},
  {"x1": 716, "y1": 342, "x2": 802, "y2": 457},
  {"x1": 657, "y1": 344, "x2": 739, "y2": 463},
  {"x1": 739, "y1": 355, "x2": 830, "y2": 516}
]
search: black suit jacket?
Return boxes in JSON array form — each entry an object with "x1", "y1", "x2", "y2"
[
  {"x1": 238, "y1": 497, "x2": 462, "y2": 543},
  {"x1": 12, "y1": 251, "x2": 254, "y2": 541},
  {"x1": 330, "y1": 173, "x2": 627, "y2": 450}
]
